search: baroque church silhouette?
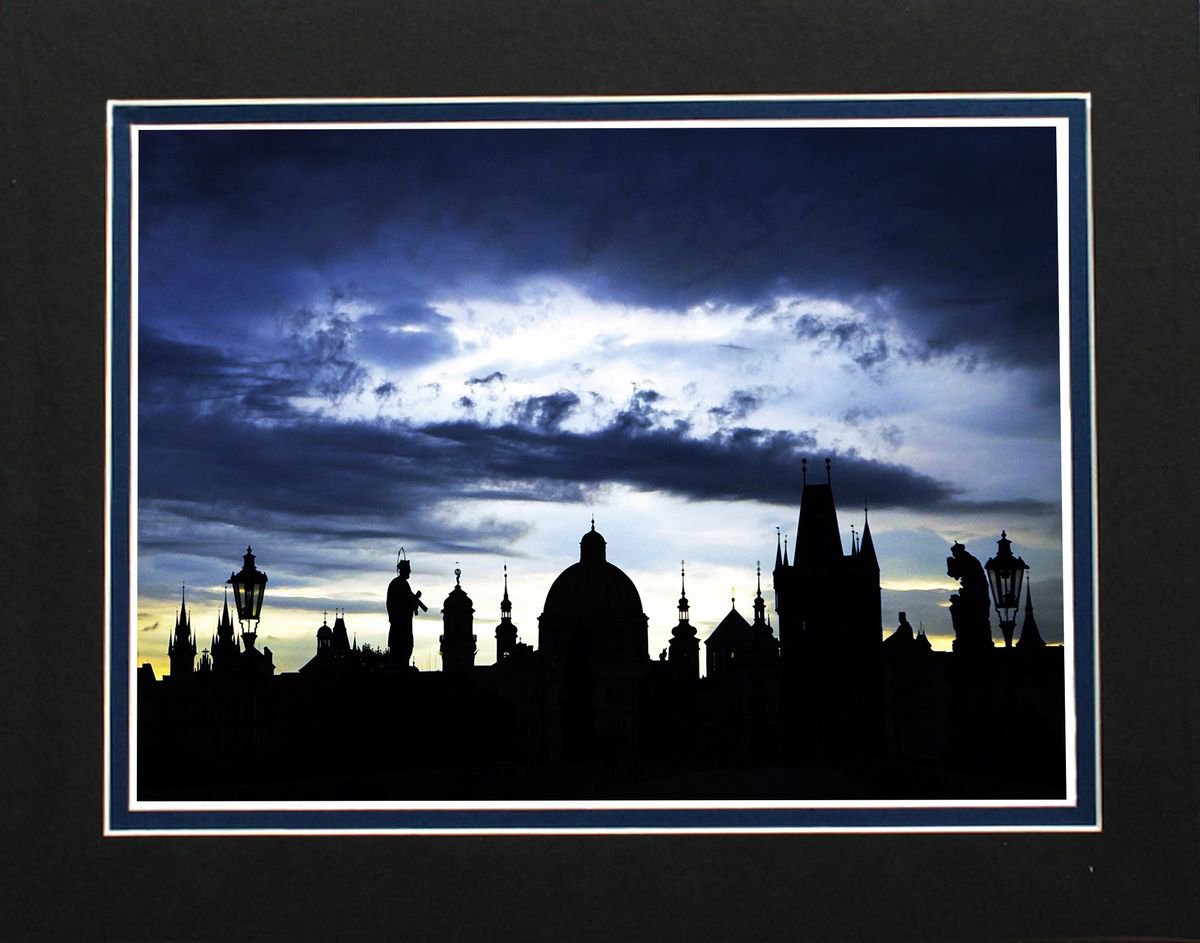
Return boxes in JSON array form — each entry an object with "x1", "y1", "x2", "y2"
[{"x1": 138, "y1": 460, "x2": 1065, "y2": 801}]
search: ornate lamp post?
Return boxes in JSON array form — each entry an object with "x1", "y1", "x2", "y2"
[
  {"x1": 228, "y1": 545, "x2": 268, "y2": 650},
  {"x1": 984, "y1": 531, "x2": 1028, "y2": 649}
]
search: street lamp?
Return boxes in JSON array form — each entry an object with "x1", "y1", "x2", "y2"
[
  {"x1": 228, "y1": 545, "x2": 268, "y2": 649},
  {"x1": 984, "y1": 531, "x2": 1028, "y2": 649}
]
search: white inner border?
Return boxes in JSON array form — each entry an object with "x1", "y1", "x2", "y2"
[{"x1": 104, "y1": 95, "x2": 1099, "y2": 835}]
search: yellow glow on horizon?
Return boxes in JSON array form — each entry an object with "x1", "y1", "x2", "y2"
[{"x1": 880, "y1": 577, "x2": 960, "y2": 592}]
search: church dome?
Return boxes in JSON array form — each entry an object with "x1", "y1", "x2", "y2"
[
  {"x1": 542, "y1": 558, "x2": 644, "y2": 618},
  {"x1": 542, "y1": 526, "x2": 643, "y2": 617},
  {"x1": 538, "y1": 524, "x2": 648, "y2": 666}
]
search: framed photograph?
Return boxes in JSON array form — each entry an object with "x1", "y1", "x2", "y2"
[{"x1": 105, "y1": 94, "x2": 1097, "y2": 835}]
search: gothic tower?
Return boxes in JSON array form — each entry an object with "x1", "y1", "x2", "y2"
[
  {"x1": 772, "y1": 457, "x2": 884, "y2": 754},
  {"x1": 331, "y1": 609, "x2": 351, "y2": 655},
  {"x1": 210, "y1": 587, "x2": 239, "y2": 674},
  {"x1": 167, "y1": 583, "x2": 196, "y2": 679},
  {"x1": 1017, "y1": 583, "x2": 1046, "y2": 650}
]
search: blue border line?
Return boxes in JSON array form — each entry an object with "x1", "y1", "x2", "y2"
[
  {"x1": 110, "y1": 108, "x2": 133, "y2": 831},
  {"x1": 108, "y1": 96, "x2": 1096, "y2": 833}
]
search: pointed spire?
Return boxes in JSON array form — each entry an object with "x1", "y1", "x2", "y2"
[
  {"x1": 774, "y1": 526, "x2": 783, "y2": 570},
  {"x1": 801, "y1": 456, "x2": 808, "y2": 486},
  {"x1": 825, "y1": 456, "x2": 832, "y2": 484},
  {"x1": 859, "y1": 505, "x2": 878, "y2": 568},
  {"x1": 753, "y1": 561, "x2": 767, "y2": 625},
  {"x1": 677, "y1": 560, "x2": 690, "y2": 623},
  {"x1": 1017, "y1": 581, "x2": 1045, "y2": 649},
  {"x1": 500, "y1": 563, "x2": 512, "y2": 618},
  {"x1": 782, "y1": 534, "x2": 789, "y2": 567},
  {"x1": 590, "y1": 513, "x2": 595, "y2": 532}
]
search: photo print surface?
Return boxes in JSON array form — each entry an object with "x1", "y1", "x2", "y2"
[{"x1": 106, "y1": 96, "x2": 1096, "y2": 833}]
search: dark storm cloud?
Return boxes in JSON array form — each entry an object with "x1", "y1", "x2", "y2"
[
  {"x1": 512, "y1": 391, "x2": 581, "y2": 432},
  {"x1": 280, "y1": 305, "x2": 367, "y2": 402},
  {"x1": 709, "y1": 389, "x2": 765, "y2": 423},
  {"x1": 138, "y1": 125, "x2": 1060, "y2": 370},
  {"x1": 138, "y1": 391, "x2": 962, "y2": 535},
  {"x1": 792, "y1": 311, "x2": 891, "y2": 374},
  {"x1": 139, "y1": 330, "x2": 307, "y2": 418}
]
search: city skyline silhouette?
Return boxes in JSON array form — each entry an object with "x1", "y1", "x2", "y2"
[{"x1": 139, "y1": 460, "x2": 1066, "y2": 801}]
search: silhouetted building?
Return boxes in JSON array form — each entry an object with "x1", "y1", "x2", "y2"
[
  {"x1": 440, "y1": 568, "x2": 477, "y2": 673},
  {"x1": 210, "y1": 589, "x2": 239, "y2": 675},
  {"x1": 538, "y1": 521, "x2": 649, "y2": 761},
  {"x1": 773, "y1": 458, "x2": 883, "y2": 754},
  {"x1": 494, "y1": 565, "x2": 521, "y2": 663},
  {"x1": 705, "y1": 598, "x2": 753, "y2": 679},
  {"x1": 667, "y1": 563, "x2": 699, "y2": 684},
  {"x1": 331, "y1": 610, "x2": 351, "y2": 654},
  {"x1": 167, "y1": 584, "x2": 195, "y2": 680}
]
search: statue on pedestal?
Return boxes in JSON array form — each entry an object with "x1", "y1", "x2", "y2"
[
  {"x1": 946, "y1": 541, "x2": 993, "y2": 654},
  {"x1": 387, "y1": 548, "x2": 427, "y2": 668}
]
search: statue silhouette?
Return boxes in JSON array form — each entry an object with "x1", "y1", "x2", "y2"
[
  {"x1": 387, "y1": 550, "x2": 427, "y2": 667},
  {"x1": 946, "y1": 541, "x2": 993, "y2": 652}
]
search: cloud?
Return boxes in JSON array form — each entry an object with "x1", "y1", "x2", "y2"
[
  {"x1": 138, "y1": 125, "x2": 1061, "y2": 375},
  {"x1": 467, "y1": 371, "x2": 507, "y2": 388},
  {"x1": 512, "y1": 391, "x2": 580, "y2": 431},
  {"x1": 709, "y1": 388, "x2": 766, "y2": 423},
  {"x1": 792, "y1": 311, "x2": 891, "y2": 374},
  {"x1": 279, "y1": 303, "x2": 368, "y2": 403}
]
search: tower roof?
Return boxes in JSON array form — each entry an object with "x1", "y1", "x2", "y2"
[
  {"x1": 580, "y1": 518, "x2": 607, "y2": 564},
  {"x1": 705, "y1": 603, "x2": 753, "y2": 646},
  {"x1": 795, "y1": 481, "x2": 842, "y2": 568},
  {"x1": 443, "y1": 568, "x2": 474, "y2": 612},
  {"x1": 859, "y1": 507, "x2": 879, "y2": 569}
]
